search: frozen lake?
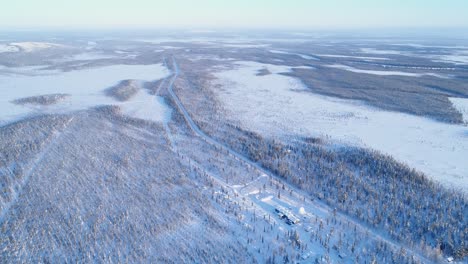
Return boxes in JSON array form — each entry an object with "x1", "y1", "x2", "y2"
[{"x1": 0, "y1": 63, "x2": 171, "y2": 125}]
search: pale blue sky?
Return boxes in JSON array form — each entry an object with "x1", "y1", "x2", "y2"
[{"x1": 1, "y1": 0, "x2": 467, "y2": 29}]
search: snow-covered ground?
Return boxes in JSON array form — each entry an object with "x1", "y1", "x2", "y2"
[
  {"x1": 160, "y1": 45, "x2": 183, "y2": 50},
  {"x1": 391, "y1": 43, "x2": 468, "y2": 49},
  {"x1": 326, "y1": 64, "x2": 447, "y2": 78},
  {"x1": 224, "y1": 43, "x2": 270, "y2": 48},
  {"x1": 360, "y1": 48, "x2": 404, "y2": 55},
  {"x1": 0, "y1": 65, "x2": 57, "y2": 76},
  {"x1": 114, "y1": 50, "x2": 139, "y2": 57},
  {"x1": 12, "y1": 42, "x2": 64, "y2": 52},
  {"x1": 431, "y1": 54, "x2": 468, "y2": 65},
  {"x1": 0, "y1": 64, "x2": 170, "y2": 125},
  {"x1": 450, "y1": 97, "x2": 468, "y2": 123},
  {"x1": 269, "y1": 49, "x2": 318, "y2": 60},
  {"x1": 137, "y1": 37, "x2": 217, "y2": 45},
  {"x1": 0, "y1": 42, "x2": 64, "y2": 53},
  {"x1": 212, "y1": 61, "x2": 468, "y2": 192},
  {"x1": 60, "y1": 52, "x2": 117, "y2": 61},
  {"x1": 0, "y1": 44, "x2": 20, "y2": 53},
  {"x1": 119, "y1": 87, "x2": 172, "y2": 123},
  {"x1": 317, "y1": 54, "x2": 391, "y2": 60},
  {"x1": 361, "y1": 45, "x2": 468, "y2": 65}
]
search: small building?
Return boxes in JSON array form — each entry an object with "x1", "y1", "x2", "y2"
[{"x1": 274, "y1": 206, "x2": 300, "y2": 225}]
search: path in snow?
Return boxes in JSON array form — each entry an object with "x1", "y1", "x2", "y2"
[{"x1": 166, "y1": 57, "x2": 433, "y2": 263}]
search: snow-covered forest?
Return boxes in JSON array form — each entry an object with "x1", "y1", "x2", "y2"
[{"x1": 0, "y1": 32, "x2": 467, "y2": 263}]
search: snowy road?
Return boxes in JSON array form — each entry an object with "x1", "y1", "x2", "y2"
[
  {"x1": 165, "y1": 57, "x2": 434, "y2": 264},
  {"x1": 167, "y1": 58, "x2": 279, "y2": 177}
]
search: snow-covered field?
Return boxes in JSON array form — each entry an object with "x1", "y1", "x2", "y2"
[
  {"x1": 58, "y1": 52, "x2": 117, "y2": 61},
  {"x1": 391, "y1": 43, "x2": 468, "y2": 49},
  {"x1": 360, "y1": 48, "x2": 404, "y2": 55},
  {"x1": 0, "y1": 42, "x2": 64, "y2": 53},
  {"x1": 119, "y1": 88, "x2": 172, "y2": 123},
  {"x1": 360, "y1": 45, "x2": 468, "y2": 65},
  {"x1": 432, "y1": 54, "x2": 468, "y2": 65},
  {"x1": 316, "y1": 54, "x2": 391, "y2": 60},
  {"x1": 212, "y1": 61, "x2": 468, "y2": 191},
  {"x1": 0, "y1": 44, "x2": 20, "y2": 53},
  {"x1": 450, "y1": 97, "x2": 468, "y2": 123},
  {"x1": 326, "y1": 64, "x2": 447, "y2": 78},
  {"x1": 224, "y1": 43, "x2": 270, "y2": 48},
  {"x1": 0, "y1": 64, "x2": 170, "y2": 125},
  {"x1": 269, "y1": 49, "x2": 318, "y2": 60}
]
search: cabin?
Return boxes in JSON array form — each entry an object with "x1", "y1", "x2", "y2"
[{"x1": 274, "y1": 206, "x2": 300, "y2": 225}]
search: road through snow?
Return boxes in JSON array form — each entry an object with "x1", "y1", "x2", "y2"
[{"x1": 165, "y1": 57, "x2": 434, "y2": 264}]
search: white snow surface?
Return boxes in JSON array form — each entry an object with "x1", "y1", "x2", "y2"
[
  {"x1": 450, "y1": 97, "x2": 468, "y2": 123},
  {"x1": 0, "y1": 42, "x2": 64, "y2": 53},
  {"x1": 0, "y1": 44, "x2": 20, "y2": 53},
  {"x1": 0, "y1": 64, "x2": 170, "y2": 124},
  {"x1": 317, "y1": 54, "x2": 391, "y2": 60},
  {"x1": 213, "y1": 61, "x2": 468, "y2": 192},
  {"x1": 326, "y1": 64, "x2": 446, "y2": 78},
  {"x1": 360, "y1": 48, "x2": 403, "y2": 55},
  {"x1": 391, "y1": 43, "x2": 468, "y2": 49},
  {"x1": 10, "y1": 42, "x2": 64, "y2": 52},
  {"x1": 269, "y1": 49, "x2": 318, "y2": 60},
  {"x1": 50, "y1": 52, "x2": 118, "y2": 63},
  {"x1": 224, "y1": 43, "x2": 270, "y2": 48},
  {"x1": 0, "y1": 65, "x2": 58, "y2": 76},
  {"x1": 432, "y1": 54, "x2": 468, "y2": 65},
  {"x1": 360, "y1": 46, "x2": 468, "y2": 65},
  {"x1": 119, "y1": 87, "x2": 172, "y2": 123},
  {"x1": 66, "y1": 52, "x2": 116, "y2": 61}
]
